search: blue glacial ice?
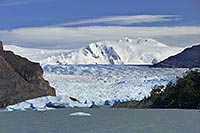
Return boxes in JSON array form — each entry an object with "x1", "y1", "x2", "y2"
[{"x1": 6, "y1": 65, "x2": 187, "y2": 111}]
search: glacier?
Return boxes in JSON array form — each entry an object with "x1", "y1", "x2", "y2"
[
  {"x1": 6, "y1": 64, "x2": 187, "y2": 111},
  {"x1": 43, "y1": 64, "x2": 187, "y2": 105},
  {"x1": 3, "y1": 37, "x2": 188, "y2": 111}
]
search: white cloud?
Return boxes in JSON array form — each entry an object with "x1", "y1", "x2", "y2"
[
  {"x1": 0, "y1": 26, "x2": 200, "y2": 49},
  {"x1": 56, "y1": 15, "x2": 181, "y2": 26},
  {"x1": 0, "y1": 0, "x2": 31, "y2": 6},
  {"x1": 0, "y1": 0, "x2": 50, "y2": 6}
]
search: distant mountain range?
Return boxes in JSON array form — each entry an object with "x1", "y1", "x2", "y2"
[
  {"x1": 4, "y1": 37, "x2": 183, "y2": 65},
  {"x1": 153, "y1": 44, "x2": 200, "y2": 68},
  {"x1": 4, "y1": 38, "x2": 200, "y2": 68}
]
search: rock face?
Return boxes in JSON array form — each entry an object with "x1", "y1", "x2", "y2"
[
  {"x1": 89, "y1": 104, "x2": 100, "y2": 108},
  {"x1": 0, "y1": 41, "x2": 56, "y2": 108},
  {"x1": 0, "y1": 41, "x2": 3, "y2": 50},
  {"x1": 112, "y1": 100, "x2": 153, "y2": 108},
  {"x1": 153, "y1": 44, "x2": 200, "y2": 68}
]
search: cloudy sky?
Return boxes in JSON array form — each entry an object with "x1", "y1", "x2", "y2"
[{"x1": 0, "y1": 0, "x2": 200, "y2": 49}]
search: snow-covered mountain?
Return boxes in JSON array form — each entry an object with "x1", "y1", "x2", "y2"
[
  {"x1": 45, "y1": 43, "x2": 123, "y2": 65},
  {"x1": 42, "y1": 37, "x2": 183, "y2": 65},
  {"x1": 4, "y1": 37, "x2": 183, "y2": 65}
]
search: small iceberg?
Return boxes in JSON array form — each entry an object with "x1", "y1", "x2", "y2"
[{"x1": 69, "y1": 112, "x2": 91, "y2": 116}]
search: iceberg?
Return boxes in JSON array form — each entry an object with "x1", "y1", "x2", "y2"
[{"x1": 69, "y1": 112, "x2": 91, "y2": 116}]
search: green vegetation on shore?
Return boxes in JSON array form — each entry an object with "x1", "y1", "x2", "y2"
[
  {"x1": 151, "y1": 70, "x2": 200, "y2": 109},
  {"x1": 112, "y1": 70, "x2": 200, "y2": 109}
]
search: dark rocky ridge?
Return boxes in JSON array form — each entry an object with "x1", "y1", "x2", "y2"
[
  {"x1": 0, "y1": 41, "x2": 3, "y2": 50},
  {"x1": 0, "y1": 41, "x2": 56, "y2": 108},
  {"x1": 112, "y1": 100, "x2": 152, "y2": 109},
  {"x1": 153, "y1": 44, "x2": 200, "y2": 68}
]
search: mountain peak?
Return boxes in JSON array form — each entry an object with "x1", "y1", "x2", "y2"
[
  {"x1": 135, "y1": 37, "x2": 168, "y2": 47},
  {"x1": 119, "y1": 37, "x2": 132, "y2": 42},
  {"x1": 82, "y1": 42, "x2": 122, "y2": 64},
  {"x1": 117, "y1": 37, "x2": 168, "y2": 48}
]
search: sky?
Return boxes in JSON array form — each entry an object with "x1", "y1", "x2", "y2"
[{"x1": 0, "y1": 0, "x2": 200, "y2": 49}]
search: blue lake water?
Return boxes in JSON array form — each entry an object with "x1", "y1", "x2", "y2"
[{"x1": 0, "y1": 108, "x2": 199, "y2": 133}]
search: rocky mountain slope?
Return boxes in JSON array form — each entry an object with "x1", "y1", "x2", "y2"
[
  {"x1": 153, "y1": 44, "x2": 200, "y2": 68},
  {"x1": 0, "y1": 41, "x2": 56, "y2": 108}
]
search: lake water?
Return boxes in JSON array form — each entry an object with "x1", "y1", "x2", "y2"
[{"x1": 0, "y1": 108, "x2": 199, "y2": 133}]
